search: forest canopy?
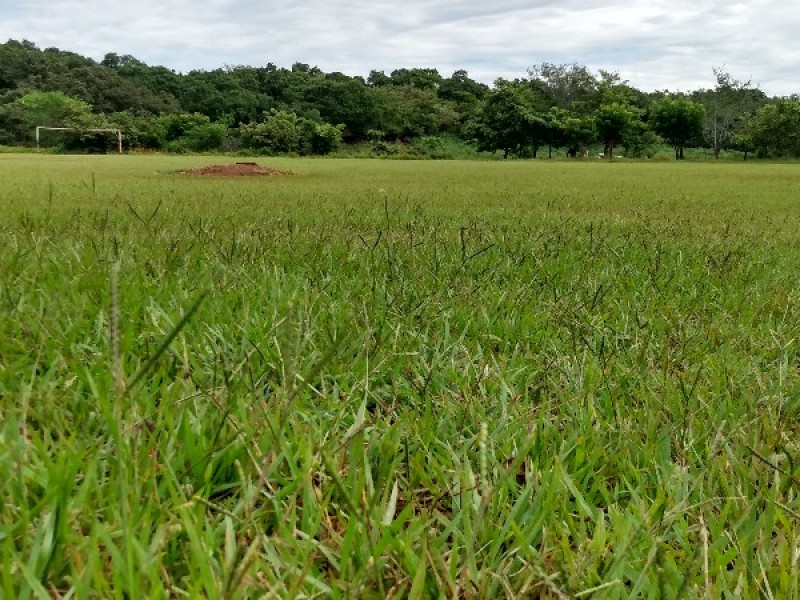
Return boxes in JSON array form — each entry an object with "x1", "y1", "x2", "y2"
[{"x1": 0, "y1": 39, "x2": 794, "y2": 159}]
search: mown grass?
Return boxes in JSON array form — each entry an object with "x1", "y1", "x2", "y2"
[{"x1": 1, "y1": 155, "x2": 800, "y2": 598}]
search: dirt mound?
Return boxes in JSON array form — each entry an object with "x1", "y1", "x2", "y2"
[{"x1": 178, "y1": 162, "x2": 294, "y2": 177}]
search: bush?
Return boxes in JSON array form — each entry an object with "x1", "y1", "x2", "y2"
[
  {"x1": 180, "y1": 123, "x2": 227, "y2": 152},
  {"x1": 623, "y1": 121, "x2": 660, "y2": 158},
  {"x1": 304, "y1": 121, "x2": 343, "y2": 155},
  {"x1": 108, "y1": 112, "x2": 166, "y2": 150},
  {"x1": 371, "y1": 140, "x2": 399, "y2": 156},
  {"x1": 239, "y1": 110, "x2": 343, "y2": 155},
  {"x1": 239, "y1": 111, "x2": 301, "y2": 154},
  {"x1": 154, "y1": 113, "x2": 228, "y2": 152},
  {"x1": 412, "y1": 135, "x2": 445, "y2": 157}
]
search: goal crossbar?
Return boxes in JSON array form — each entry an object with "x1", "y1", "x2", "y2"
[{"x1": 35, "y1": 126, "x2": 123, "y2": 153}]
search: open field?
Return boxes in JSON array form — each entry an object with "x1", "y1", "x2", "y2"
[{"x1": 2, "y1": 155, "x2": 800, "y2": 598}]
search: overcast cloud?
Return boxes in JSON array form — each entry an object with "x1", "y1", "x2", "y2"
[{"x1": 1, "y1": 0, "x2": 797, "y2": 95}]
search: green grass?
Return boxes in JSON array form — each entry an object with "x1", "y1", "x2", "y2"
[{"x1": 2, "y1": 155, "x2": 800, "y2": 598}]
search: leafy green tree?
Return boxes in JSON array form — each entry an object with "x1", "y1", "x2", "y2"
[
  {"x1": 5, "y1": 90, "x2": 130, "y2": 151},
  {"x1": 650, "y1": 97, "x2": 705, "y2": 160},
  {"x1": 178, "y1": 68, "x2": 268, "y2": 124},
  {"x1": 179, "y1": 122, "x2": 227, "y2": 152},
  {"x1": 0, "y1": 41, "x2": 179, "y2": 116},
  {"x1": 239, "y1": 110, "x2": 302, "y2": 153},
  {"x1": 622, "y1": 120, "x2": 660, "y2": 158},
  {"x1": 595, "y1": 103, "x2": 638, "y2": 159},
  {"x1": 526, "y1": 112, "x2": 554, "y2": 158},
  {"x1": 251, "y1": 64, "x2": 314, "y2": 118},
  {"x1": 437, "y1": 70, "x2": 488, "y2": 134},
  {"x1": 730, "y1": 117, "x2": 757, "y2": 160},
  {"x1": 107, "y1": 111, "x2": 166, "y2": 149},
  {"x1": 471, "y1": 80, "x2": 552, "y2": 158},
  {"x1": 388, "y1": 68, "x2": 443, "y2": 90},
  {"x1": 106, "y1": 54, "x2": 183, "y2": 105},
  {"x1": 12, "y1": 90, "x2": 97, "y2": 129},
  {"x1": 44, "y1": 63, "x2": 178, "y2": 115},
  {"x1": 6, "y1": 90, "x2": 112, "y2": 149},
  {"x1": 375, "y1": 86, "x2": 459, "y2": 140},
  {"x1": 437, "y1": 70, "x2": 488, "y2": 103},
  {"x1": 528, "y1": 62, "x2": 599, "y2": 114},
  {"x1": 239, "y1": 110, "x2": 342, "y2": 155},
  {"x1": 693, "y1": 69, "x2": 766, "y2": 158},
  {"x1": 0, "y1": 40, "x2": 48, "y2": 93},
  {"x1": 596, "y1": 70, "x2": 650, "y2": 111},
  {"x1": 300, "y1": 120, "x2": 344, "y2": 155},
  {"x1": 471, "y1": 83, "x2": 525, "y2": 158},
  {"x1": 154, "y1": 112, "x2": 227, "y2": 152},
  {"x1": 0, "y1": 89, "x2": 28, "y2": 143},
  {"x1": 549, "y1": 108, "x2": 595, "y2": 157},
  {"x1": 367, "y1": 70, "x2": 392, "y2": 87},
  {"x1": 746, "y1": 99, "x2": 800, "y2": 158},
  {"x1": 304, "y1": 74, "x2": 381, "y2": 141},
  {"x1": 156, "y1": 112, "x2": 211, "y2": 142}
]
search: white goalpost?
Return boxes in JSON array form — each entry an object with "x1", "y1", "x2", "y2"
[{"x1": 35, "y1": 126, "x2": 123, "y2": 153}]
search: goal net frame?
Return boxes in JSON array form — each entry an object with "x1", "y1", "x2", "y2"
[{"x1": 35, "y1": 126, "x2": 123, "y2": 154}]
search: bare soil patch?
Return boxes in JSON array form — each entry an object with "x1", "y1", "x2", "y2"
[{"x1": 178, "y1": 162, "x2": 294, "y2": 177}]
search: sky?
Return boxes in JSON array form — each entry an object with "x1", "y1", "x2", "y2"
[{"x1": 1, "y1": 0, "x2": 797, "y2": 95}]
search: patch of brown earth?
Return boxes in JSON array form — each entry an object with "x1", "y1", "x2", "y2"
[{"x1": 178, "y1": 162, "x2": 294, "y2": 176}]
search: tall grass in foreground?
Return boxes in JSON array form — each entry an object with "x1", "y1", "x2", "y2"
[{"x1": 1, "y1": 156, "x2": 800, "y2": 598}]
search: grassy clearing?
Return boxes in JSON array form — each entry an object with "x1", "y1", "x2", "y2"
[{"x1": 2, "y1": 155, "x2": 800, "y2": 598}]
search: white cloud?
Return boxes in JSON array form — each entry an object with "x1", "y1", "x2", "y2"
[{"x1": 0, "y1": 0, "x2": 797, "y2": 95}]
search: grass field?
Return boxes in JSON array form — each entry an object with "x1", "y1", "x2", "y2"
[{"x1": 2, "y1": 155, "x2": 800, "y2": 598}]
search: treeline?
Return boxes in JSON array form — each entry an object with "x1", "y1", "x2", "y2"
[{"x1": 0, "y1": 39, "x2": 798, "y2": 159}]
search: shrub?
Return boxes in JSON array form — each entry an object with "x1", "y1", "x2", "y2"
[{"x1": 240, "y1": 110, "x2": 343, "y2": 155}]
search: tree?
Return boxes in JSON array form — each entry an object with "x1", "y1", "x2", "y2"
[
  {"x1": 178, "y1": 69, "x2": 266, "y2": 124},
  {"x1": 730, "y1": 116, "x2": 757, "y2": 160},
  {"x1": 239, "y1": 110, "x2": 302, "y2": 153},
  {"x1": 693, "y1": 69, "x2": 766, "y2": 158},
  {"x1": 5, "y1": 90, "x2": 123, "y2": 151},
  {"x1": 745, "y1": 99, "x2": 800, "y2": 158},
  {"x1": 549, "y1": 108, "x2": 595, "y2": 157},
  {"x1": 0, "y1": 40, "x2": 49, "y2": 93},
  {"x1": 596, "y1": 70, "x2": 650, "y2": 111},
  {"x1": 595, "y1": 103, "x2": 638, "y2": 159},
  {"x1": 367, "y1": 70, "x2": 392, "y2": 87},
  {"x1": 107, "y1": 111, "x2": 167, "y2": 150},
  {"x1": 388, "y1": 68, "x2": 443, "y2": 90},
  {"x1": 239, "y1": 110, "x2": 342, "y2": 155},
  {"x1": 6, "y1": 90, "x2": 111, "y2": 148},
  {"x1": 110, "y1": 56, "x2": 183, "y2": 105},
  {"x1": 304, "y1": 75, "x2": 381, "y2": 141},
  {"x1": 528, "y1": 62, "x2": 599, "y2": 114},
  {"x1": 375, "y1": 86, "x2": 459, "y2": 140},
  {"x1": 437, "y1": 70, "x2": 488, "y2": 103},
  {"x1": 155, "y1": 112, "x2": 227, "y2": 152},
  {"x1": 302, "y1": 121, "x2": 343, "y2": 155},
  {"x1": 179, "y1": 122, "x2": 227, "y2": 152},
  {"x1": 0, "y1": 41, "x2": 179, "y2": 116},
  {"x1": 650, "y1": 97, "x2": 705, "y2": 160},
  {"x1": 12, "y1": 90, "x2": 96, "y2": 128},
  {"x1": 622, "y1": 120, "x2": 660, "y2": 158},
  {"x1": 524, "y1": 112, "x2": 553, "y2": 158},
  {"x1": 471, "y1": 80, "x2": 549, "y2": 158},
  {"x1": 437, "y1": 70, "x2": 489, "y2": 133}
]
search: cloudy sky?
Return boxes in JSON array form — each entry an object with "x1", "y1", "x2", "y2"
[{"x1": 0, "y1": 0, "x2": 797, "y2": 95}]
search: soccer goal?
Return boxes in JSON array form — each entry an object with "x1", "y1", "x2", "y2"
[{"x1": 35, "y1": 126, "x2": 123, "y2": 153}]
